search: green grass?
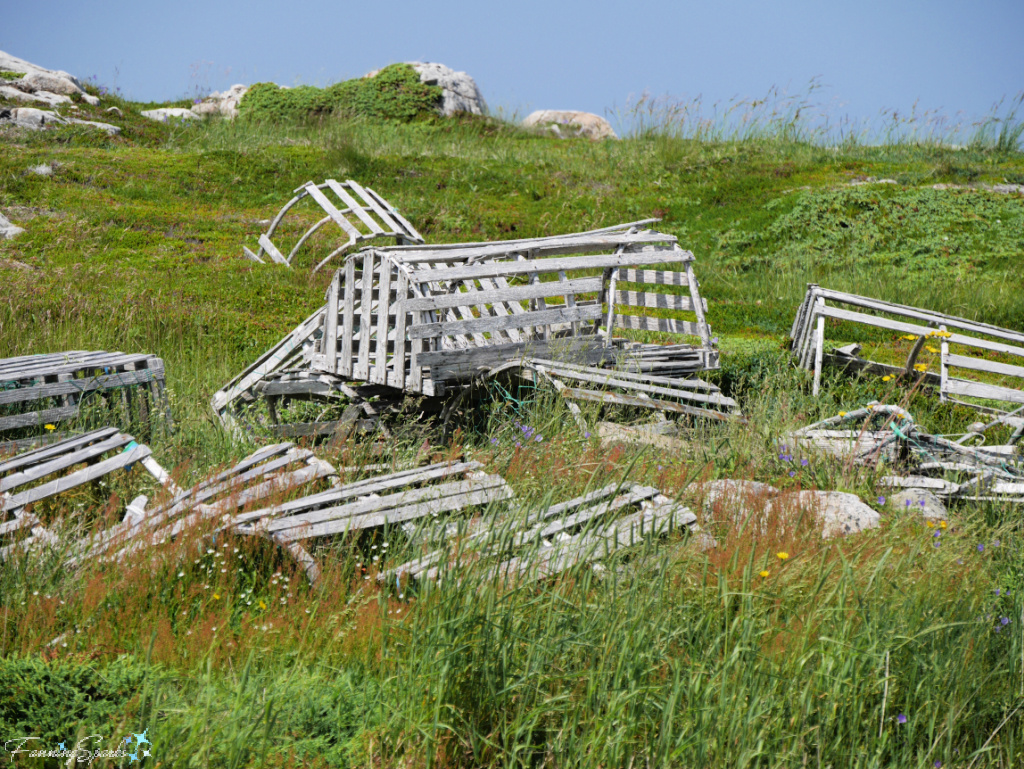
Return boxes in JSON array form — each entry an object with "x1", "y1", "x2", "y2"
[{"x1": 1, "y1": 96, "x2": 1024, "y2": 767}]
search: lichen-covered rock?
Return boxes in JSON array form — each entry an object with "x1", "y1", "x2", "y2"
[
  {"x1": 523, "y1": 110, "x2": 617, "y2": 140},
  {"x1": 0, "y1": 211, "x2": 25, "y2": 240},
  {"x1": 0, "y1": 50, "x2": 98, "y2": 105},
  {"x1": 0, "y1": 107, "x2": 119, "y2": 134},
  {"x1": 365, "y1": 62, "x2": 486, "y2": 116},
  {"x1": 699, "y1": 479, "x2": 780, "y2": 529}
]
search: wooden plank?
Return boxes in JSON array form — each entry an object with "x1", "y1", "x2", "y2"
[
  {"x1": 362, "y1": 186, "x2": 424, "y2": 242},
  {"x1": 816, "y1": 305, "x2": 1024, "y2": 359},
  {"x1": 356, "y1": 252, "x2": 375, "y2": 380},
  {"x1": 528, "y1": 358, "x2": 717, "y2": 392},
  {"x1": 559, "y1": 387, "x2": 734, "y2": 421},
  {"x1": 613, "y1": 314, "x2": 703, "y2": 337},
  {"x1": 410, "y1": 248, "x2": 689, "y2": 283},
  {"x1": 3, "y1": 445, "x2": 152, "y2": 512},
  {"x1": 0, "y1": 404, "x2": 79, "y2": 432},
  {"x1": 613, "y1": 291, "x2": 703, "y2": 313},
  {"x1": 813, "y1": 304, "x2": 825, "y2": 397},
  {"x1": 389, "y1": 233, "x2": 681, "y2": 265},
  {"x1": 0, "y1": 432, "x2": 133, "y2": 493},
  {"x1": 392, "y1": 272, "x2": 409, "y2": 390},
  {"x1": 0, "y1": 428, "x2": 118, "y2": 475},
  {"x1": 420, "y1": 337, "x2": 609, "y2": 370},
  {"x1": 340, "y1": 259, "x2": 356, "y2": 377},
  {"x1": 409, "y1": 304, "x2": 604, "y2": 340},
  {"x1": 325, "y1": 179, "x2": 386, "y2": 235},
  {"x1": 617, "y1": 269, "x2": 690, "y2": 287},
  {"x1": 945, "y1": 353, "x2": 1024, "y2": 380},
  {"x1": 303, "y1": 182, "x2": 362, "y2": 239},
  {"x1": 257, "y1": 234, "x2": 289, "y2": 265},
  {"x1": 0, "y1": 369, "x2": 161, "y2": 406},
  {"x1": 404, "y1": 277, "x2": 602, "y2": 312},
  {"x1": 684, "y1": 261, "x2": 712, "y2": 347},
  {"x1": 372, "y1": 259, "x2": 394, "y2": 384},
  {"x1": 944, "y1": 378, "x2": 1024, "y2": 406},
  {"x1": 534, "y1": 365, "x2": 736, "y2": 408}
]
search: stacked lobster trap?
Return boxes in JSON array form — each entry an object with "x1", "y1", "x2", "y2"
[{"x1": 215, "y1": 220, "x2": 740, "y2": 436}]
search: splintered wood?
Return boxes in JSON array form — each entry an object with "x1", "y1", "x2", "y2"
[
  {"x1": 216, "y1": 221, "x2": 739, "y2": 434},
  {"x1": 244, "y1": 179, "x2": 425, "y2": 272},
  {"x1": 791, "y1": 284, "x2": 1024, "y2": 413},
  {"x1": 0, "y1": 351, "x2": 171, "y2": 448}
]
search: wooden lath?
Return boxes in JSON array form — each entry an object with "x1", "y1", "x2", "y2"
[
  {"x1": 791, "y1": 284, "x2": 1024, "y2": 411},
  {"x1": 0, "y1": 351, "x2": 171, "y2": 447},
  {"x1": 308, "y1": 222, "x2": 719, "y2": 398},
  {"x1": 244, "y1": 179, "x2": 425, "y2": 272}
]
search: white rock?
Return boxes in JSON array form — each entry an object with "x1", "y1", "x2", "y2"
[
  {"x1": 1, "y1": 107, "x2": 66, "y2": 129},
  {"x1": 0, "y1": 85, "x2": 71, "y2": 107},
  {"x1": 523, "y1": 110, "x2": 618, "y2": 140},
  {"x1": 20, "y1": 71, "x2": 83, "y2": 97},
  {"x1": 191, "y1": 83, "x2": 248, "y2": 119},
  {"x1": 365, "y1": 62, "x2": 487, "y2": 116},
  {"x1": 890, "y1": 489, "x2": 947, "y2": 521},
  {"x1": 0, "y1": 49, "x2": 84, "y2": 90},
  {"x1": 0, "y1": 211, "x2": 25, "y2": 239},
  {"x1": 141, "y1": 108, "x2": 199, "y2": 123},
  {"x1": 775, "y1": 490, "x2": 881, "y2": 539},
  {"x1": 67, "y1": 117, "x2": 120, "y2": 135},
  {"x1": 596, "y1": 420, "x2": 687, "y2": 451},
  {"x1": 699, "y1": 479, "x2": 780, "y2": 529}
]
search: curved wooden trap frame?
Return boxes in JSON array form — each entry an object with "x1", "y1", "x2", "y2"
[{"x1": 243, "y1": 179, "x2": 425, "y2": 272}]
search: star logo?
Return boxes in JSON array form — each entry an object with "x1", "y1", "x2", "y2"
[
  {"x1": 58, "y1": 742, "x2": 66, "y2": 751},
  {"x1": 134, "y1": 729, "x2": 151, "y2": 747},
  {"x1": 129, "y1": 751, "x2": 139, "y2": 763}
]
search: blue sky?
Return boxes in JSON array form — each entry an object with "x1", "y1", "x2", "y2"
[{"x1": 3, "y1": 0, "x2": 1021, "y2": 137}]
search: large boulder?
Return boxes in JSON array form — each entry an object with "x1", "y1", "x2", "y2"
[
  {"x1": 0, "y1": 50, "x2": 98, "y2": 106},
  {"x1": 698, "y1": 479, "x2": 780, "y2": 529},
  {"x1": 775, "y1": 490, "x2": 881, "y2": 539},
  {"x1": 0, "y1": 85, "x2": 71, "y2": 107},
  {"x1": 890, "y1": 489, "x2": 948, "y2": 521},
  {"x1": 191, "y1": 84, "x2": 248, "y2": 119},
  {"x1": 0, "y1": 107, "x2": 119, "y2": 134},
  {"x1": 365, "y1": 62, "x2": 487, "y2": 116},
  {"x1": 523, "y1": 110, "x2": 617, "y2": 140}
]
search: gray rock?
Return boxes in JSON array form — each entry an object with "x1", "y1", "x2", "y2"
[
  {"x1": 0, "y1": 107, "x2": 119, "y2": 135},
  {"x1": 890, "y1": 489, "x2": 947, "y2": 521},
  {"x1": 0, "y1": 84, "x2": 71, "y2": 107},
  {"x1": 28, "y1": 163, "x2": 52, "y2": 176},
  {"x1": 141, "y1": 108, "x2": 198, "y2": 123},
  {"x1": 776, "y1": 490, "x2": 881, "y2": 539},
  {"x1": 699, "y1": 479, "x2": 780, "y2": 529},
  {"x1": 523, "y1": 110, "x2": 618, "y2": 140},
  {"x1": 596, "y1": 420, "x2": 687, "y2": 451},
  {"x1": 0, "y1": 211, "x2": 25, "y2": 240},
  {"x1": 365, "y1": 62, "x2": 487, "y2": 116},
  {"x1": 21, "y1": 71, "x2": 82, "y2": 97},
  {"x1": 191, "y1": 84, "x2": 248, "y2": 119},
  {"x1": 0, "y1": 49, "x2": 84, "y2": 90}
]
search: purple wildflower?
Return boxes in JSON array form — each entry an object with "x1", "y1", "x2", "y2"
[
  {"x1": 897, "y1": 714, "x2": 907, "y2": 724},
  {"x1": 877, "y1": 495, "x2": 886, "y2": 505},
  {"x1": 1002, "y1": 617, "x2": 1011, "y2": 626},
  {"x1": 789, "y1": 471, "x2": 796, "y2": 477},
  {"x1": 584, "y1": 432, "x2": 591, "y2": 438},
  {"x1": 996, "y1": 589, "x2": 1001, "y2": 596},
  {"x1": 801, "y1": 458, "x2": 809, "y2": 466},
  {"x1": 905, "y1": 499, "x2": 912, "y2": 507},
  {"x1": 994, "y1": 540, "x2": 1001, "y2": 547},
  {"x1": 957, "y1": 559, "x2": 963, "y2": 565},
  {"x1": 490, "y1": 438, "x2": 498, "y2": 445},
  {"x1": 935, "y1": 762, "x2": 942, "y2": 768},
  {"x1": 534, "y1": 435, "x2": 543, "y2": 442},
  {"x1": 978, "y1": 544, "x2": 985, "y2": 552}
]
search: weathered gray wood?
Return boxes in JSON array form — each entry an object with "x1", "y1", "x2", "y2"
[
  {"x1": 0, "y1": 368, "x2": 161, "y2": 406},
  {"x1": 304, "y1": 182, "x2": 363, "y2": 240},
  {"x1": 257, "y1": 234, "x2": 289, "y2": 265},
  {"x1": 0, "y1": 405, "x2": 80, "y2": 432},
  {"x1": 356, "y1": 252, "x2": 375, "y2": 380},
  {"x1": 0, "y1": 428, "x2": 118, "y2": 475},
  {"x1": 3, "y1": 445, "x2": 151, "y2": 512},
  {"x1": 613, "y1": 314, "x2": 703, "y2": 338},
  {"x1": 372, "y1": 259, "x2": 394, "y2": 384},
  {"x1": 410, "y1": 304, "x2": 605, "y2": 340},
  {"x1": 617, "y1": 269, "x2": 690, "y2": 287},
  {"x1": 404, "y1": 277, "x2": 603, "y2": 313},
  {"x1": 613, "y1": 290, "x2": 704, "y2": 313},
  {"x1": 945, "y1": 352, "x2": 1024, "y2": 380},
  {"x1": 325, "y1": 179, "x2": 386, "y2": 235},
  {"x1": 419, "y1": 337, "x2": 610, "y2": 371},
  {"x1": 559, "y1": 386, "x2": 736, "y2": 421},
  {"x1": 529, "y1": 362, "x2": 736, "y2": 408},
  {"x1": 813, "y1": 302, "x2": 825, "y2": 397},
  {"x1": 0, "y1": 432, "x2": 133, "y2": 493},
  {"x1": 944, "y1": 378, "x2": 1024, "y2": 406}
]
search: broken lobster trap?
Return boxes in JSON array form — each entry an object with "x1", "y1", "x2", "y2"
[
  {"x1": 791, "y1": 285, "x2": 1024, "y2": 420},
  {"x1": 215, "y1": 220, "x2": 740, "y2": 436},
  {"x1": 0, "y1": 351, "x2": 171, "y2": 450},
  {"x1": 244, "y1": 179, "x2": 424, "y2": 271}
]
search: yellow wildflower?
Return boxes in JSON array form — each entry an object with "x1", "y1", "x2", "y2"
[
  {"x1": 259, "y1": 600, "x2": 267, "y2": 610},
  {"x1": 777, "y1": 552, "x2": 790, "y2": 561},
  {"x1": 44, "y1": 424, "x2": 56, "y2": 431},
  {"x1": 882, "y1": 375, "x2": 893, "y2": 382},
  {"x1": 759, "y1": 570, "x2": 770, "y2": 578},
  {"x1": 213, "y1": 593, "x2": 221, "y2": 600},
  {"x1": 925, "y1": 346, "x2": 938, "y2": 354},
  {"x1": 902, "y1": 335, "x2": 918, "y2": 341},
  {"x1": 914, "y1": 363, "x2": 928, "y2": 372},
  {"x1": 939, "y1": 520, "x2": 948, "y2": 529},
  {"x1": 926, "y1": 521, "x2": 935, "y2": 528},
  {"x1": 838, "y1": 411, "x2": 847, "y2": 417}
]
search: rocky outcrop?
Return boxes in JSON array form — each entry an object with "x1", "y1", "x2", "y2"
[
  {"x1": 523, "y1": 110, "x2": 617, "y2": 140},
  {"x1": 140, "y1": 108, "x2": 198, "y2": 123},
  {"x1": 365, "y1": 62, "x2": 487, "y2": 116},
  {"x1": 0, "y1": 50, "x2": 99, "y2": 107},
  {"x1": 190, "y1": 84, "x2": 248, "y2": 119},
  {"x1": 699, "y1": 479, "x2": 780, "y2": 529},
  {"x1": 0, "y1": 107, "x2": 120, "y2": 134},
  {"x1": 890, "y1": 489, "x2": 948, "y2": 521}
]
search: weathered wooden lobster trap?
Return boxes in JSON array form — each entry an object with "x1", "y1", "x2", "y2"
[
  {"x1": 244, "y1": 179, "x2": 424, "y2": 272},
  {"x1": 301, "y1": 221, "x2": 736, "y2": 421},
  {"x1": 792, "y1": 285, "x2": 1024, "y2": 421},
  {"x1": 1, "y1": 351, "x2": 171, "y2": 450}
]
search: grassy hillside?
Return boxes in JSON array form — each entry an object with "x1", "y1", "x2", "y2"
[{"x1": 1, "y1": 92, "x2": 1024, "y2": 767}]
